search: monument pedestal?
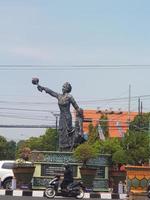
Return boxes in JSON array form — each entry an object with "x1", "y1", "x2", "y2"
[{"x1": 30, "y1": 151, "x2": 110, "y2": 191}]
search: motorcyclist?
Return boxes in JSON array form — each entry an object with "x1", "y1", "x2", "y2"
[{"x1": 61, "y1": 164, "x2": 73, "y2": 191}]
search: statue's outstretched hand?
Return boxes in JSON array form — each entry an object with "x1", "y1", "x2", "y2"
[{"x1": 37, "y1": 85, "x2": 44, "y2": 92}]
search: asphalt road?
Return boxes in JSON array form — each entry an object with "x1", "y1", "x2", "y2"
[
  {"x1": 0, "y1": 197, "x2": 123, "y2": 200},
  {"x1": 0, "y1": 197, "x2": 47, "y2": 200}
]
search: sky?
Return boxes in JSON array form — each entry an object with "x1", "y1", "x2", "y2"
[{"x1": 0, "y1": 0, "x2": 150, "y2": 141}]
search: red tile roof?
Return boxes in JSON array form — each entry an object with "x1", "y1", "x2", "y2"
[{"x1": 82, "y1": 110, "x2": 138, "y2": 138}]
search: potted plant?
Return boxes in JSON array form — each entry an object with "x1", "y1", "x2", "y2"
[
  {"x1": 13, "y1": 147, "x2": 35, "y2": 189},
  {"x1": 73, "y1": 142, "x2": 99, "y2": 166},
  {"x1": 73, "y1": 140, "x2": 100, "y2": 189}
]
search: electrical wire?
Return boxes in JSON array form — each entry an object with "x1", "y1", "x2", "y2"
[
  {"x1": 0, "y1": 107, "x2": 54, "y2": 113},
  {"x1": 0, "y1": 94, "x2": 150, "y2": 106},
  {"x1": 0, "y1": 64, "x2": 150, "y2": 71},
  {"x1": 0, "y1": 114, "x2": 54, "y2": 121}
]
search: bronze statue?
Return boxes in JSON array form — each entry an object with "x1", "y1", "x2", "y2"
[{"x1": 32, "y1": 78, "x2": 83, "y2": 151}]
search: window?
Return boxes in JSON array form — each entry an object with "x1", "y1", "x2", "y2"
[{"x1": 2, "y1": 162, "x2": 14, "y2": 169}]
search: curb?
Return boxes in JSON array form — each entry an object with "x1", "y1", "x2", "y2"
[{"x1": 0, "y1": 189, "x2": 127, "y2": 199}]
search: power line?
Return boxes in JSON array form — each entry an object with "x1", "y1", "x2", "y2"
[
  {"x1": 0, "y1": 124, "x2": 149, "y2": 130},
  {"x1": 0, "y1": 64, "x2": 150, "y2": 70},
  {"x1": 0, "y1": 107, "x2": 52, "y2": 113},
  {"x1": 0, "y1": 114, "x2": 54, "y2": 121},
  {"x1": 0, "y1": 94, "x2": 150, "y2": 105},
  {"x1": 0, "y1": 125, "x2": 55, "y2": 128}
]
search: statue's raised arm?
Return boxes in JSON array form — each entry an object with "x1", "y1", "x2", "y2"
[
  {"x1": 37, "y1": 85, "x2": 58, "y2": 98},
  {"x1": 32, "y1": 78, "x2": 58, "y2": 98}
]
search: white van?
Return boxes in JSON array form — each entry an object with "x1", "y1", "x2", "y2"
[{"x1": 0, "y1": 160, "x2": 15, "y2": 189}]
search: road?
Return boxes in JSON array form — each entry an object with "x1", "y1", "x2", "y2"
[
  {"x1": 0, "y1": 197, "x2": 123, "y2": 200},
  {"x1": 0, "y1": 190, "x2": 127, "y2": 200}
]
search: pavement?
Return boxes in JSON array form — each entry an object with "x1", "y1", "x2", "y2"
[{"x1": 0, "y1": 189, "x2": 127, "y2": 199}]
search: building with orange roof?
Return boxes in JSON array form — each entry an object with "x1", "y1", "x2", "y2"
[{"x1": 82, "y1": 109, "x2": 138, "y2": 138}]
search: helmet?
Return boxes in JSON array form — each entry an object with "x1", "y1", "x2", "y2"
[{"x1": 64, "y1": 164, "x2": 70, "y2": 169}]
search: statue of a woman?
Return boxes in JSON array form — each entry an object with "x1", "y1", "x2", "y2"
[{"x1": 33, "y1": 79, "x2": 82, "y2": 151}]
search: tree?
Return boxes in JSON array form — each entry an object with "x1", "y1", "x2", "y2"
[
  {"x1": 99, "y1": 138, "x2": 122, "y2": 155},
  {"x1": 88, "y1": 123, "x2": 99, "y2": 144},
  {"x1": 86, "y1": 124, "x2": 126, "y2": 165},
  {"x1": 121, "y1": 130, "x2": 150, "y2": 165},
  {"x1": 5, "y1": 140, "x2": 16, "y2": 160},
  {"x1": 73, "y1": 124, "x2": 100, "y2": 166},
  {"x1": 17, "y1": 128, "x2": 59, "y2": 154},
  {"x1": 85, "y1": 112, "x2": 150, "y2": 166},
  {"x1": 99, "y1": 114, "x2": 109, "y2": 138},
  {"x1": 129, "y1": 112, "x2": 150, "y2": 132},
  {"x1": 16, "y1": 140, "x2": 26, "y2": 159},
  {"x1": 0, "y1": 136, "x2": 8, "y2": 159},
  {"x1": 40, "y1": 128, "x2": 58, "y2": 151},
  {"x1": 98, "y1": 137, "x2": 126, "y2": 164},
  {"x1": 124, "y1": 112, "x2": 150, "y2": 165},
  {"x1": 22, "y1": 137, "x2": 43, "y2": 151}
]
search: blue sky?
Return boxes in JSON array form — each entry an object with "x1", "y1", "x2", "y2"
[
  {"x1": 1, "y1": 0, "x2": 150, "y2": 64},
  {"x1": 0, "y1": 0, "x2": 150, "y2": 141}
]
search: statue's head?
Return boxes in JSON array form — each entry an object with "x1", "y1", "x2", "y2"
[{"x1": 62, "y1": 82, "x2": 72, "y2": 93}]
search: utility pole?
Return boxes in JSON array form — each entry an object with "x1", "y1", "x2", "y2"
[
  {"x1": 138, "y1": 97, "x2": 141, "y2": 115},
  {"x1": 55, "y1": 114, "x2": 59, "y2": 132},
  {"x1": 51, "y1": 112, "x2": 59, "y2": 132},
  {"x1": 138, "y1": 98, "x2": 143, "y2": 129},
  {"x1": 128, "y1": 84, "x2": 131, "y2": 128},
  {"x1": 140, "y1": 101, "x2": 143, "y2": 116}
]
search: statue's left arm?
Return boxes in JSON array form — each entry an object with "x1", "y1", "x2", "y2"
[
  {"x1": 70, "y1": 96, "x2": 79, "y2": 110},
  {"x1": 70, "y1": 96, "x2": 83, "y2": 117}
]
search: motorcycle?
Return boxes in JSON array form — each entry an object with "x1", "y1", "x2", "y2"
[{"x1": 45, "y1": 175, "x2": 85, "y2": 199}]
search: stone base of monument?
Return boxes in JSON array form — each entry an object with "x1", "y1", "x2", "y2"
[{"x1": 30, "y1": 151, "x2": 110, "y2": 192}]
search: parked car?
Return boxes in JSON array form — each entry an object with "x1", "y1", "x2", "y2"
[{"x1": 0, "y1": 160, "x2": 15, "y2": 189}]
